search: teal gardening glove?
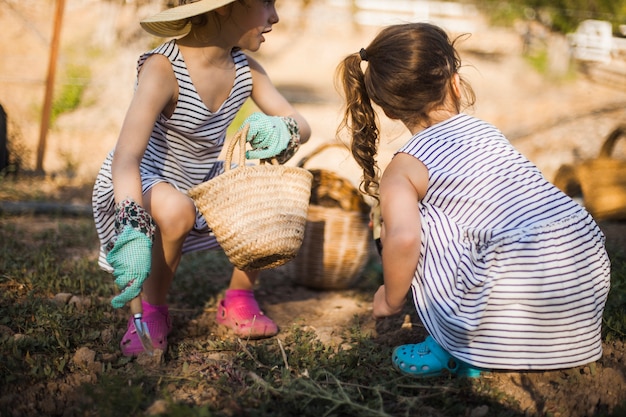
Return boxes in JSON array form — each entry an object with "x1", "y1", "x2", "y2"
[
  {"x1": 240, "y1": 113, "x2": 300, "y2": 162},
  {"x1": 105, "y1": 198, "x2": 156, "y2": 309}
]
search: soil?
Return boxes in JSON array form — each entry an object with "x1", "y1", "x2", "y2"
[{"x1": 2, "y1": 1, "x2": 626, "y2": 416}]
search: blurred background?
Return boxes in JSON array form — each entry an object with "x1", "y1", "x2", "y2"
[{"x1": 1, "y1": 0, "x2": 626, "y2": 204}]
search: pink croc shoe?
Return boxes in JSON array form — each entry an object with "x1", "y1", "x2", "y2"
[
  {"x1": 216, "y1": 289, "x2": 278, "y2": 339},
  {"x1": 120, "y1": 300, "x2": 171, "y2": 356}
]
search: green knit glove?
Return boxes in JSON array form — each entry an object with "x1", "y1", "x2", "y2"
[
  {"x1": 107, "y1": 227, "x2": 152, "y2": 308},
  {"x1": 241, "y1": 113, "x2": 291, "y2": 160},
  {"x1": 105, "y1": 199, "x2": 156, "y2": 309}
]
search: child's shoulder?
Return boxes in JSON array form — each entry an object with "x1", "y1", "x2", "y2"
[
  {"x1": 138, "y1": 40, "x2": 179, "y2": 66},
  {"x1": 145, "y1": 40, "x2": 178, "y2": 57}
]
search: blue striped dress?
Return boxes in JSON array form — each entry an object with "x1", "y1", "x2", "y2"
[
  {"x1": 92, "y1": 40, "x2": 252, "y2": 271},
  {"x1": 399, "y1": 114, "x2": 611, "y2": 370}
]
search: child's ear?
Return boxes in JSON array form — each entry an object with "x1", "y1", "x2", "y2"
[{"x1": 451, "y1": 73, "x2": 461, "y2": 98}]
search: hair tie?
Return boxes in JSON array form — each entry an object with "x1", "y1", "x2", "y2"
[{"x1": 359, "y1": 48, "x2": 368, "y2": 62}]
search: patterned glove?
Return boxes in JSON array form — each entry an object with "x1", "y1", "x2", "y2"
[
  {"x1": 105, "y1": 199, "x2": 156, "y2": 309},
  {"x1": 241, "y1": 113, "x2": 300, "y2": 162}
]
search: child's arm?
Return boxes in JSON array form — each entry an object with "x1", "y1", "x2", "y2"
[
  {"x1": 106, "y1": 54, "x2": 177, "y2": 308},
  {"x1": 373, "y1": 153, "x2": 427, "y2": 318},
  {"x1": 112, "y1": 54, "x2": 177, "y2": 204},
  {"x1": 246, "y1": 56, "x2": 311, "y2": 144}
]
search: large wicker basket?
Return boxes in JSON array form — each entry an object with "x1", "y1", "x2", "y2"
[
  {"x1": 188, "y1": 126, "x2": 313, "y2": 270},
  {"x1": 553, "y1": 124, "x2": 626, "y2": 221},
  {"x1": 288, "y1": 143, "x2": 371, "y2": 290}
]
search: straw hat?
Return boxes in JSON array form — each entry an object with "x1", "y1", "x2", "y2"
[{"x1": 140, "y1": 0, "x2": 236, "y2": 38}]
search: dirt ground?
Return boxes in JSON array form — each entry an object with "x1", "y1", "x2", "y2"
[{"x1": 2, "y1": 1, "x2": 626, "y2": 416}]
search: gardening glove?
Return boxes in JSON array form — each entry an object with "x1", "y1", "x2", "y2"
[
  {"x1": 105, "y1": 198, "x2": 156, "y2": 309},
  {"x1": 240, "y1": 113, "x2": 300, "y2": 162}
]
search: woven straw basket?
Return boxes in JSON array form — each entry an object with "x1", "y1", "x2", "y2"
[
  {"x1": 554, "y1": 124, "x2": 626, "y2": 221},
  {"x1": 577, "y1": 124, "x2": 626, "y2": 220},
  {"x1": 188, "y1": 126, "x2": 313, "y2": 271},
  {"x1": 288, "y1": 143, "x2": 371, "y2": 290}
]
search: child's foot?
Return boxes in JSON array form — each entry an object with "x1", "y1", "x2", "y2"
[
  {"x1": 216, "y1": 289, "x2": 278, "y2": 339},
  {"x1": 392, "y1": 336, "x2": 485, "y2": 378},
  {"x1": 120, "y1": 300, "x2": 171, "y2": 356}
]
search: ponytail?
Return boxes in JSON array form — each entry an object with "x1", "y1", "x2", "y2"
[{"x1": 337, "y1": 53, "x2": 381, "y2": 200}]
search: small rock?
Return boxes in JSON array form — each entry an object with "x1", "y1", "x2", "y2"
[
  {"x1": 13, "y1": 333, "x2": 32, "y2": 343},
  {"x1": 470, "y1": 405, "x2": 489, "y2": 417},
  {"x1": 146, "y1": 399, "x2": 168, "y2": 415},
  {"x1": 100, "y1": 327, "x2": 116, "y2": 344},
  {"x1": 53, "y1": 293, "x2": 73, "y2": 305},
  {"x1": 100, "y1": 353, "x2": 118, "y2": 363},
  {"x1": 136, "y1": 348, "x2": 164, "y2": 367},
  {"x1": 69, "y1": 295, "x2": 91, "y2": 309},
  {"x1": 72, "y1": 347, "x2": 96, "y2": 367}
]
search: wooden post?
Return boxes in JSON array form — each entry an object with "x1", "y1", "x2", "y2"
[{"x1": 36, "y1": 0, "x2": 65, "y2": 174}]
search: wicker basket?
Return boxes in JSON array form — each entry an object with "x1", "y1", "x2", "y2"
[
  {"x1": 188, "y1": 126, "x2": 313, "y2": 271},
  {"x1": 288, "y1": 143, "x2": 371, "y2": 290},
  {"x1": 577, "y1": 124, "x2": 626, "y2": 220},
  {"x1": 554, "y1": 124, "x2": 626, "y2": 221}
]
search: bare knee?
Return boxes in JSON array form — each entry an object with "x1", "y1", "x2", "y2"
[{"x1": 145, "y1": 185, "x2": 196, "y2": 241}]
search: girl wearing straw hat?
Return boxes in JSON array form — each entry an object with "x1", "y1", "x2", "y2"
[{"x1": 92, "y1": 0, "x2": 311, "y2": 356}]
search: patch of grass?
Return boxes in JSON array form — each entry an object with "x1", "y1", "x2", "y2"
[
  {"x1": 0, "y1": 204, "x2": 625, "y2": 416},
  {"x1": 603, "y1": 250, "x2": 626, "y2": 341},
  {"x1": 476, "y1": 1, "x2": 529, "y2": 28},
  {"x1": 0, "y1": 216, "x2": 509, "y2": 417},
  {"x1": 170, "y1": 250, "x2": 232, "y2": 309},
  {"x1": 0, "y1": 218, "x2": 115, "y2": 387},
  {"x1": 0, "y1": 173, "x2": 94, "y2": 203},
  {"x1": 51, "y1": 64, "x2": 91, "y2": 126},
  {"x1": 523, "y1": 47, "x2": 578, "y2": 82},
  {"x1": 525, "y1": 47, "x2": 550, "y2": 75}
]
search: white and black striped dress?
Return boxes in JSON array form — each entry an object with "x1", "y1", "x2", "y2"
[
  {"x1": 399, "y1": 114, "x2": 611, "y2": 370},
  {"x1": 92, "y1": 40, "x2": 252, "y2": 272}
]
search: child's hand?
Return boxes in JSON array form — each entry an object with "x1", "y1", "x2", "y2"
[
  {"x1": 106, "y1": 226, "x2": 152, "y2": 308},
  {"x1": 241, "y1": 113, "x2": 291, "y2": 160},
  {"x1": 106, "y1": 199, "x2": 156, "y2": 309},
  {"x1": 372, "y1": 285, "x2": 404, "y2": 318}
]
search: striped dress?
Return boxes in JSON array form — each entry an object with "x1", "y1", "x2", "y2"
[
  {"x1": 92, "y1": 40, "x2": 252, "y2": 272},
  {"x1": 399, "y1": 113, "x2": 611, "y2": 370}
]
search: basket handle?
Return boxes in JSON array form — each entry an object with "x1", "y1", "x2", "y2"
[
  {"x1": 296, "y1": 142, "x2": 351, "y2": 168},
  {"x1": 223, "y1": 125, "x2": 248, "y2": 172},
  {"x1": 223, "y1": 124, "x2": 279, "y2": 172},
  {"x1": 598, "y1": 124, "x2": 626, "y2": 158}
]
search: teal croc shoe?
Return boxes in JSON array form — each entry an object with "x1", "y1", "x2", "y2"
[{"x1": 392, "y1": 336, "x2": 484, "y2": 378}]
